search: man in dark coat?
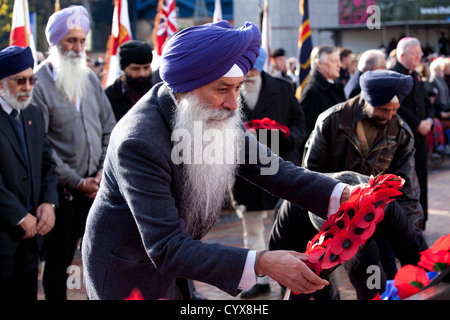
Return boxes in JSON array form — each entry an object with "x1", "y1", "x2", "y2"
[
  {"x1": 81, "y1": 21, "x2": 355, "y2": 300},
  {"x1": 344, "y1": 49, "x2": 386, "y2": 99},
  {"x1": 390, "y1": 37, "x2": 434, "y2": 229},
  {"x1": 300, "y1": 45, "x2": 346, "y2": 141},
  {"x1": 299, "y1": 70, "x2": 424, "y2": 299},
  {"x1": 231, "y1": 47, "x2": 307, "y2": 298},
  {"x1": 105, "y1": 40, "x2": 153, "y2": 121},
  {"x1": 0, "y1": 46, "x2": 58, "y2": 299}
]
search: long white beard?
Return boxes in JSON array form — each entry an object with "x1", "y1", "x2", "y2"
[
  {"x1": 242, "y1": 75, "x2": 262, "y2": 111},
  {"x1": 1, "y1": 79, "x2": 32, "y2": 110},
  {"x1": 171, "y1": 91, "x2": 244, "y2": 238},
  {"x1": 48, "y1": 45, "x2": 90, "y2": 102}
]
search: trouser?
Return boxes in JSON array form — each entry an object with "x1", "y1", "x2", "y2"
[
  {"x1": 0, "y1": 239, "x2": 39, "y2": 300},
  {"x1": 42, "y1": 185, "x2": 92, "y2": 300},
  {"x1": 236, "y1": 208, "x2": 274, "y2": 285}
]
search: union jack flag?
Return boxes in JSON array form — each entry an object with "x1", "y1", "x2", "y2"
[{"x1": 153, "y1": 0, "x2": 178, "y2": 56}]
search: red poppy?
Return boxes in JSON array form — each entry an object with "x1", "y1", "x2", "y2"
[
  {"x1": 394, "y1": 265, "x2": 430, "y2": 299},
  {"x1": 329, "y1": 229, "x2": 359, "y2": 262},
  {"x1": 430, "y1": 234, "x2": 450, "y2": 251},
  {"x1": 353, "y1": 204, "x2": 385, "y2": 229},
  {"x1": 124, "y1": 288, "x2": 144, "y2": 300},
  {"x1": 244, "y1": 117, "x2": 290, "y2": 137},
  {"x1": 417, "y1": 234, "x2": 450, "y2": 272}
]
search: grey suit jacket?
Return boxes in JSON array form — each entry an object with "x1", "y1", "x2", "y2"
[{"x1": 82, "y1": 83, "x2": 339, "y2": 300}]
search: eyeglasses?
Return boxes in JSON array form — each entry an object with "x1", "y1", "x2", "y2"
[{"x1": 7, "y1": 76, "x2": 38, "y2": 86}]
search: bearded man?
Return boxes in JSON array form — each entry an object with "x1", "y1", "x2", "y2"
[
  {"x1": 105, "y1": 40, "x2": 154, "y2": 121},
  {"x1": 0, "y1": 46, "x2": 58, "y2": 299},
  {"x1": 31, "y1": 5, "x2": 116, "y2": 300},
  {"x1": 82, "y1": 20, "x2": 354, "y2": 300}
]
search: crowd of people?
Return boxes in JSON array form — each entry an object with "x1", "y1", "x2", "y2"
[{"x1": 1, "y1": 4, "x2": 449, "y2": 301}]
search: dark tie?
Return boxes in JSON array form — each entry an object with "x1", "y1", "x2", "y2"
[
  {"x1": 10, "y1": 109, "x2": 19, "y2": 120},
  {"x1": 8, "y1": 109, "x2": 33, "y2": 210}
]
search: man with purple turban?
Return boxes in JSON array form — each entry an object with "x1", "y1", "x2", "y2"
[
  {"x1": 82, "y1": 20, "x2": 353, "y2": 300},
  {"x1": 30, "y1": 5, "x2": 116, "y2": 300}
]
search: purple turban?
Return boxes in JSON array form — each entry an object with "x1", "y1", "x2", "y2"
[
  {"x1": 360, "y1": 70, "x2": 413, "y2": 107},
  {"x1": 0, "y1": 46, "x2": 34, "y2": 79},
  {"x1": 45, "y1": 6, "x2": 90, "y2": 46},
  {"x1": 160, "y1": 20, "x2": 261, "y2": 93}
]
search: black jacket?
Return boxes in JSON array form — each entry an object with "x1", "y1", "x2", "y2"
[
  {"x1": 232, "y1": 71, "x2": 307, "y2": 211},
  {"x1": 303, "y1": 95, "x2": 423, "y2": 224},
  {"x1": 105, "y1": 78, "x2": 133, "y2": 122},
  {"x1": 0, "y1": 104, "x2": 58, "y2": 255},
  {"x1": 299, "y1": 70, "x2": 346, "y2": 137}
]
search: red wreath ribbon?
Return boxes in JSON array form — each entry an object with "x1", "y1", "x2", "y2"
[
  {"x1": 244, "y1": 117, "x2": 290, "y2": 138},
  {"x1": 304, "y1": 173, "x2": 405, "y2": 276}
]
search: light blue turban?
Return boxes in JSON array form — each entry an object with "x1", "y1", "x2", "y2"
[
  {"x1": 253, "y1": 47, "x2": 267, "y2": 72},
  {"x1": 160, "y1": 20, "x2": 261, "y2": 93},
  {"x1": 45, "y1": 6, "x2": 90, "y2": 46}
]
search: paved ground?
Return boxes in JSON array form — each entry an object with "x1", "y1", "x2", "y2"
[{"x1": 38, "y1": 158, "x2": 450, "y2": 300}]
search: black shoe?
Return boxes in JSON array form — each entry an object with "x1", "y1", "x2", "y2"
[{"x1": 240, "y1": 284, "x2": 270, "y2": 299}]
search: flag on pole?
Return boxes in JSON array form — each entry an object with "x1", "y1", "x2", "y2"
[
  {"x1": 152, "y1": 0, "x2": 178, "y2": 57},
  {"x1": 213, "y1": 0, "x2": 222, "y2": 22},
  {"x1": 9, "y1": 0, "x2": 37, "y2": 68},
  {"x1": 261, "y1": 0, "x2": 271, "y2": 73},
  {"x1": 296, "y1": 0, "x2": 312, "y2": 99},
  {"x1": 101, "y1": 0, "x2": 132, "y2": 88}
]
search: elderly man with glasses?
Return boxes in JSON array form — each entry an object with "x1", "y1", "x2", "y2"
[{"x1": 0, "y1": 45, "x2": 59, "y2": 300}]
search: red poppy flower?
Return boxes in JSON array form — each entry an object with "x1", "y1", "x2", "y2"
[
  {"x1": 353, "y1": 204, "x2": 384, "y2": 229},
  {"x1": 394, "y1": 265, "x2": 430, "y2": 299},
  {"x1": 321, "y1": 246, "x2": 340, "y2": 270},
  {"x1": 417, "y1": 234, "x2": 450, "y2": 272},
  {"x1": 329, "y1": 229, "x2": 359, "y2": 262},
  {"x1": 430, "y1": 234, "x2": 450, "y2": 251},
  {"x1": 124, "y1": 288, "x2": 144, "y2": 300},
  {"x1": 244, "y1": 117, "x2": 290, "y2": 137}
]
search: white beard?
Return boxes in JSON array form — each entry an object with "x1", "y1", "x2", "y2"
[
  {"x1": 171, "y1": 91, "x2": 244, "y2": 238},
  {"x1": 48, "y1": 45, "x2": 90, "y2": 102},
  {"x1": 242, "y1": 75, "x2": 262, "y2": 111},
  {"x1": 1, "y1": 79, "x2": 32, "y2": 110}
]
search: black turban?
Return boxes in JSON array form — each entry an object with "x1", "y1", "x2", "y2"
[{"x1": 118, "y1": 40, "x2": 153, "y2": 70}]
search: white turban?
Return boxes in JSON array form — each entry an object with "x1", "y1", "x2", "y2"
[{"x1": 45, "y1": 5, "x2": 90, "y2": 46}]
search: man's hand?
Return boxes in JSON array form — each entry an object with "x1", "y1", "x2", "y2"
[
  {"x1": 416, "y1": 119, "x2": 433, "y2": 136},
  {"x1": 84, "y1": 170, "x2": 103, "y2": 199},
  {"x1": 19, "y1": 213, "x2": 37, "y2": 239},
  {"x1": 255, "y1": 250, "x2": 329, "y2": 295},
  {"x1": 36, "y1": 203, "x2": 56, "y2": 235}
]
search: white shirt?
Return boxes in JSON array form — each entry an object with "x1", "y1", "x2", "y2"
[{"x1": 238, "y1": 182, "x2": 346, "y2": 289}]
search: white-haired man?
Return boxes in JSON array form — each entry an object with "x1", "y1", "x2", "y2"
[
  {"x1": 390, "y1": 37, "x2": 434, "y2": 230},
  {"x1": 0, "y1": 46, "x2": 58, "y2": 299},
  {"x1": 31, "y1": 5, "x2": 116, "y2": 299},
  {"x1": 299, "y1": 45, "x2": 346, "y2": 140}
]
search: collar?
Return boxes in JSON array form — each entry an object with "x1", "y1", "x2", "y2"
[{"x1": 0, "y1": 96, "x2": 20, "y2": 116}]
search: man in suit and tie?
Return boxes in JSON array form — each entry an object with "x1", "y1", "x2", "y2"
[{"x1": 0, "y1": 45, "x2": 59, "y2": 300}]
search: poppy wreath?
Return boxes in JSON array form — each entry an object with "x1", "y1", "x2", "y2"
[
  {"x1": 304, "y1": 173, "x2": 405, "y2": 277},
  {"x1": 244, "y1": 117, "x2": 291, "y2": 138}
]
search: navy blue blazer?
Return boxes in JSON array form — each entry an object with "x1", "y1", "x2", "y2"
[
  {"x1": 82, "y1": 83, "x2": 339, "y2": 300},
  {"x1": 0, "y1": 104, "x2": 58, "y2": 255}
]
